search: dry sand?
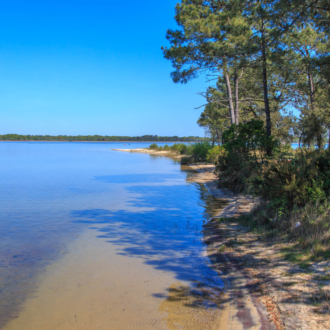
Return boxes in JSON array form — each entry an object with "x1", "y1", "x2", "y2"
[{"x1": 111, "y1": 148, "x2": 185, "y2": 158}]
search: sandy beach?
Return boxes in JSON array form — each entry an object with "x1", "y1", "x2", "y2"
[{"x1": 111, "y1": 148, "x2": 186, "y2": 158}]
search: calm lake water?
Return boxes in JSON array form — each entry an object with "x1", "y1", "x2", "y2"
[{"x1": 0, "y1": 142, "x2": 225, "y2": 330}]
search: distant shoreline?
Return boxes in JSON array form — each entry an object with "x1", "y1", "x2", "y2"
[
  {"x1": 112, "y1": 147, "x2": 186, "y2": 158},
  {"x1": 0, "y1": 141, "x2": 192, "y2": 143}
]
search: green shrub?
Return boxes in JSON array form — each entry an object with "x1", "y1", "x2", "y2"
[
  {"x1": 254, "y1": 149, "x2": 330, "y2": 211},
  {"x1": 216, "y1": 120, "x2": 280, "y2": 192},
  {"x1": 217, "y1": 150, "x2": 259, "y2": 192},
  {"x1": 277, "y1": 143, "x2": 296, "y2": 159},
  {"x1": 149, "y1": 143, "x2": 189, "y2": 154},
  {"x1": 171, "y1": 143, "x2": 188, "y2": 154},
  {"x1": 206, "y1": 145, "x2": 225, "y2": 163},
  {"x1": 186, "y1": 142, "x2": 212, "y2": 162},
  {"x1": 223, "y1": 119, "x2": 279, "y2": 160}
]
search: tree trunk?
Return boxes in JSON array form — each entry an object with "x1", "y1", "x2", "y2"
[
  {"x1": 222, "y1": 61, "x2": 235, "y2": 125},
  {"x1": 307, "y1": 66, "x2": 322, "y2": 149},
  {"x1": 234, "y1": 67, "x2": 239, "y2": 125},
  {"x1": 216, "y1": 130, "x2": 221, "y2": 146},
  {"x1": 261, "y1": 15, "x2": 272, "y2": 155},
  {"x1": 307, "y1": 65, "x2": 315, "y2": 110},
  {"x1": 317, "y1": 128, "x2": 322, "y2": 149}
]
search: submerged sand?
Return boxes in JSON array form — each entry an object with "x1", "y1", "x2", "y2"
[
  {"x1": 4, "y1": 148, "x2": 289, "y2": 330},
  {"x1": 3, "y1": 154, "x2": 226, "y2": 330},
  {"x1": 3, "y1": 225, "x2": 223, "y2": 330}
]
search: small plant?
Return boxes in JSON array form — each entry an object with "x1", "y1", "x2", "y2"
[
  {"x1": 218, "y1": 244, "x2": 226, "y2": 252},
  {"x1": 314, "y1": 274, "x2": 330, "y2": 281}
]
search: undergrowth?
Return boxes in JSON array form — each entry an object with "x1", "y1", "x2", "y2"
[{"x1": 237, "y1": 199, "x2": 330, "y2": 263}]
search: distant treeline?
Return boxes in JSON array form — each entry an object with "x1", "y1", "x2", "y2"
[{"x1": 0, "y1": 134, "x2": 206, "y2": 142}]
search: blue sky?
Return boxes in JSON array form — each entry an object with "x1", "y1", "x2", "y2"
[{"x1": 0, "y1": 0, "x2": 209, "y2": 136}]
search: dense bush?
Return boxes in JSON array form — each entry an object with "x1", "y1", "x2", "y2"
[
  {"x1": 216, "y1": 120, "x2": 279, "y2": 192},
  {"x1": 216, "y1": 119, "x2": 330, "y2": 221},
  {"x1": 254, "y1": 149, "x2": 330, "y2": 212},
  {"x1": 206, "y1": 145, "x2": 224, "y2": 163},
  {"x1": 186, "y1": 142, "x2": 213, "y2": 162}
]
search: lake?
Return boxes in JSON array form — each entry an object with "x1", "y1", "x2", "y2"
[{"x1": 0, "y1": 142, "x2": 225, "y2": 330}]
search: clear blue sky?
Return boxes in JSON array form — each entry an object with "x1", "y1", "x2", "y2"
[{"x1": 0, "y1": 0, "x2": 209, "y2": 136}]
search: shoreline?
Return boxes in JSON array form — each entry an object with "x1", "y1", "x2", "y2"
[
  {"x1": 114, "y1": 148, "x2": 330, "y2": 330},
  {"x1": 111, "y1": 148, "x2": 186, "y2": 158},
  {"x1": 0, "y1": 141, "x2": 195, "y2": 143}
]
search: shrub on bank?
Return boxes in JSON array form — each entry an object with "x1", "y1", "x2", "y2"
[
  {"x1": 254, "y1": 149, "x2": 330, "y2": 211},
  {"x1": 171, "y1": 143, "x2": 188, "y2": 154},
  {"x1": 148, "y1": 142, "x2": 212, "y2": 162},
  {"x1": 206, "y1": 145, "x2": 225, "y2": 163},
  {"x1": 186, "y1": 142, "x2": 213, "y2": 162},
  {"x1": 216, "y1": 120, "x2": 279, "y2": 192},
  {"x1": 216, "y1": 120, "x2": 330, "y2": 209}
]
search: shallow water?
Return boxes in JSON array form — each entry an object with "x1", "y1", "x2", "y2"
[{"x1": 0, "y1": 142, "x2": 225, "y2": 329}]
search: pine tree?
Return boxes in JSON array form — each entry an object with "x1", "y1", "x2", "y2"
[{"x1": 162, "y1": 0, "x2": 251, "y2": 125}]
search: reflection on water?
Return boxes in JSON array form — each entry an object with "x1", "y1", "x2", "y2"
[{"x1": 0, "y1": 142, "x2": 226, "y2": 329}]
